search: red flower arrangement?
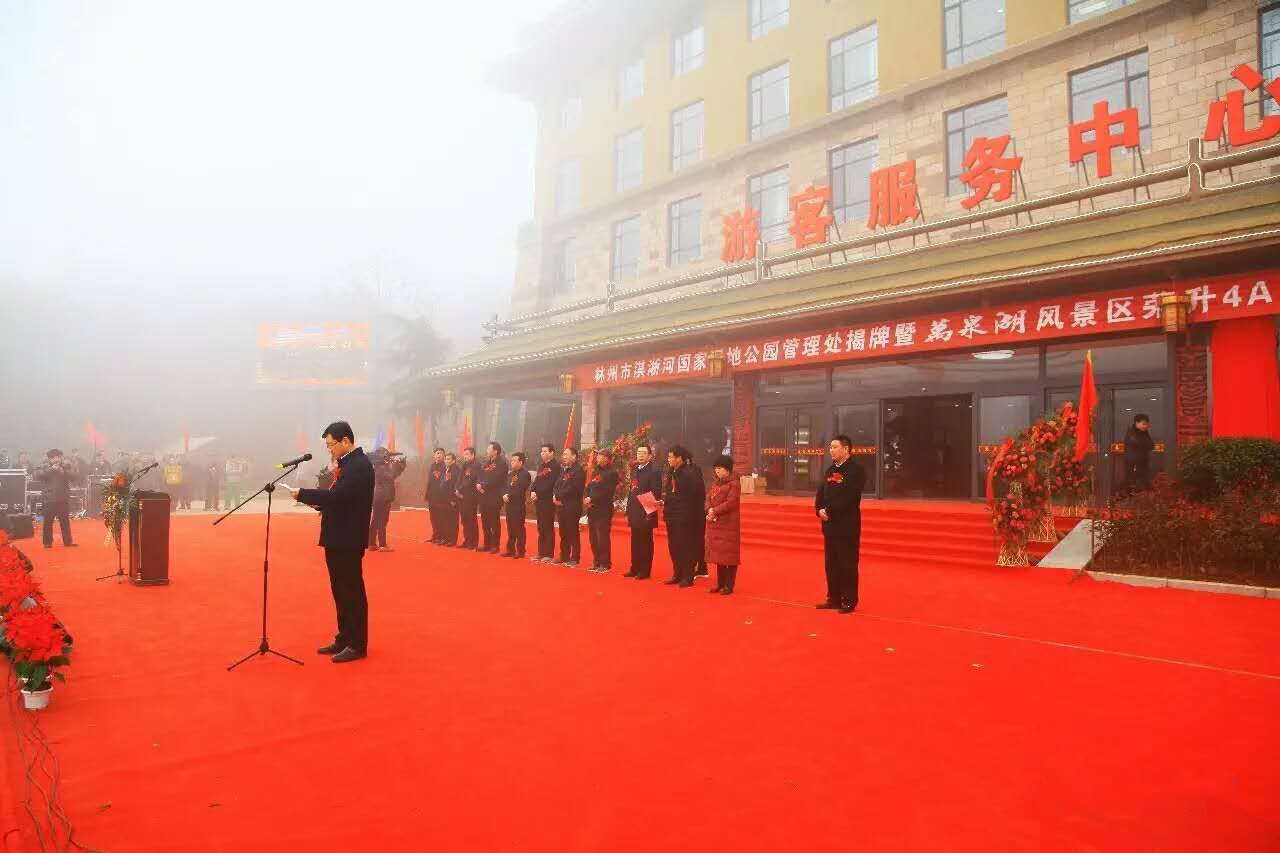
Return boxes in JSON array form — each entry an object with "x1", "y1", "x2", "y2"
[
  {"x1": 0, "y1": 537, "x2": 73, "y2": 694},
  {"x1": 0, "y1": 570, "x2": 42, "y2": 614}
]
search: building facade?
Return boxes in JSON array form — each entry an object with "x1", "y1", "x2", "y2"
[{"x1": 429, "y1": 0, "x2": 1280, "y2": 499}]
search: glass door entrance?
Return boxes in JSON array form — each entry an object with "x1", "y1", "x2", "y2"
[
  {"x1": 758, "y1": 405, "x2": 828, "y2": 493},
  {"x1": 882, "y1": 395, "x2": 973, "y2": 499}
]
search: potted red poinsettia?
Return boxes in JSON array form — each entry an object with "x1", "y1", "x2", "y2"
[{"x1": 5, "y1": 605, "x2": 71, "y2": 710}]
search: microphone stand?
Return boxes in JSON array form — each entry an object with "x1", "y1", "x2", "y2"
[
  {"x1": 217, "y1": 463, "x2": 304, "y2": 670},
  {"x1": 96, "y1": 465, "x2": 157, "y2": 582}
]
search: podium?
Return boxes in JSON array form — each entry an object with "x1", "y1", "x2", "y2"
[{"x1": 129, "y1": 490, "x2": 171, "y2": 585}]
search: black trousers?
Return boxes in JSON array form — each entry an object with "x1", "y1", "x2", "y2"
[
  {"x1": 629, "y1": 522, "x2": 655, "y2": 577},
  {"x1": 505, "y1": 508, "x2": 527, "y2": 555},
  {"x1": 427, "y1": 504, "x2": 441, "y2": 540},
  {"x1": 715, "y1": 565, "x2": 738, "y2": 591},
  {"x1": 41, "y1": 500, "x2": 72, "y2": 546},
  {"x1": 666, "y1": 520, "x2": 695, "y2": 583},
  {"x1": 823, "y1": 535, "x2": 860, "y2": 607},
  {"x1": 587, "y1": 511, "x2": 613, "y2": 568},
  {"x1": 324, "y1": 546, "x2": 368, "y2": 653},
  {"x1": 205, "y1": 483, "x2": 220, "y2": 511},
  {"x1": 480, "y1": 502, "x2": 502, "y2": 551},
  {"x1": 369, "y1": 498, "x2": 392, "y2": 548},
  {"x1": 535, "y1": 501, "x2": 556, "y2": 558},
  {"x1": 557, "y1": 505, "x2": 581, "y2": 562},
  {"x1": 459, "y1": 501, "x2": 479, "y2": 547},
  {"x1": 439, "y1": 504, "x2": 459, "y2": 545}
]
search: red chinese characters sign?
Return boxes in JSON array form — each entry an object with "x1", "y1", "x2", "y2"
[{"x1": 574, "y1": 271, "x2": 1278, "y2": 389}]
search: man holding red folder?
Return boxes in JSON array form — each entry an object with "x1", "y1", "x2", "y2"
[{"x1": 623, "y1": 442, "x2": 662, "y2": 579}]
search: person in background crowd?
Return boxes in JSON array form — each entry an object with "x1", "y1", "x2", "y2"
[
  {"x1": 0, "y1": 449, "x2": 10, "y2": 469},
  {"x1": 1124, "y1": 413, "x2": 1155, "y2": 494},
  {"x1": 36, "y1": 449, "x2": 77, "y2": 549},
  {"x1": 477, "y1": 442, "x2": 509, "y2": 554},
  {"x1": 455, "y1": 447, "x2": 480, "y2": 550},
  {"x1": 687, "y1": 450, "x2": 708, "y2": 580},
  {"x1": 225, "y1": 456, "x2": 247, "y2": 506},
  {"x1": 205, "y1": 458, "x2": 223, "y2": 511},
  {"x1": 425, "y1": 448, "x2": 447, "y2": 544},
  {"x1": 662, "y1": 445, "x2": 699, "y2": 588},
  {"x1": 68, "y1": 448, "x2": 87, "y2": 480},
  {"x1": 552, "y1": 446, "x2": 584, "y2": 567},
  {"x1": 17, "y1": 452, "x2": 33, "y2": 476},
  {"x1": 624, "y1": 442, "x2": 662, "y2": 580},
  {"x1": 89, "y1": 451, "x2": 112, "y2": 476},
  {"x1": 368, "y1": 447, "x2": 407, "y2": 552},
  {"x1": 502, "y1": 451, "x2": 531, "y2": 558},
  {"x1": 530, "y1": 443, "x2": 560, "y2": 563},
  {"x1": 815, "y1": 434, "x2": 867, "y2": 614},
  {"x1": 163, "y1": 455, "x2": 185, "y2": 508},
  {"x1": 178, "y1": 455, "x2": 195, "y2": 510},
  {"x1": 583, "y1": 448, "x2": 619, "y2": 573},
  {"x1": 705, "y1": 455, "x2": 741, "y2": 595},
  {"x1": 439, "y1": 452, "x2": 460, "y2": 546}
]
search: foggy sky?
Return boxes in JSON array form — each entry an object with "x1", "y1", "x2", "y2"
[{"x1": 0, "y1": 0, "x2": 558, "y2": 458}]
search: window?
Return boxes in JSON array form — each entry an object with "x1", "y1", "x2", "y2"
[
  {"x1": 748, "y1": 166, "x2": 790, "y2": 244},
  {"x1": 829, "y1": 138, "x2": 877, "y2": 228},
  {"x1": 749, "y1": 63, "x2": 790, "y2": 141},
  {"x1": 555, "y1": 160, "x2": 580, "y2": 215},
  {"x1": 549, "y1": 238, "x2": 576, "y2": 296},
  {"x1": 673, "y1": 11, "x2": 705, "y2": 76},
  {"x1": 612, "y1": 216, "x2": 641, "y2": 281},
  {"x1": 945, "y1": 96, "x2": 1009, "y2": 196},
  {"x1": 750, "y1": 0, "x2": 789, "y2": 39},
  {"x1": 618, "y1": 58, "x2": 644, "y2": 105},
  {"x1": 671, "y1": 101, "x2": 705, "y2": 171},
  {"x1": 559, "y1": 95, "x2": 582, "y2": 133},
  {"x1": 1069, "y1": 0, "x2": 1134, "y2": 24},
  {"x1": 668, "y1": 196, "x2": 702, "y2": 265},
  {"x1": 944, "y1": 0, "x2": 1006, "y2": 68},
  {"x1": 830, "y1": 24, "x2": 878, "y2": 111},
  {"x1": 615, "y1": 128, "x2": 644, "y2": 193},
  {"x1": 1069, "y1": 51, "x2": 1151, "y2": 174},
  {"x1": 1264, "y1": 5, "x2": 1280, "y2": 116}
]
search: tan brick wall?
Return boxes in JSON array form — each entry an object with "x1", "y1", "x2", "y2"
[{"x1": 512, "y1": 0, "x2": 1277, "y2": 315}]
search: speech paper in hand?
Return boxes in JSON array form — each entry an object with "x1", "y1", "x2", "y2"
[{"x1": 637, "y1": 492, "x2": 660, "y2": 515}]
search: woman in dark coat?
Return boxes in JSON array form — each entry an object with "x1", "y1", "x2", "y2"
[{"x1": 705, "y1": 455, "x2": 741, "y2": 595}]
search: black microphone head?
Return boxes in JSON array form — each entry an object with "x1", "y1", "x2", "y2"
[{"x1": 302, "y1": 452, "x2": 313, "y2": 462}]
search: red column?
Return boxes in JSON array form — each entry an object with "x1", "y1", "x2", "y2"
[{"x1": 731, "y1": 373, "x2": 755, "y2": 475}]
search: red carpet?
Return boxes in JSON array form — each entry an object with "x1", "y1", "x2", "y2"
[{"x1": 3, "y1": 512, "x2": 1279, "y2": 852}]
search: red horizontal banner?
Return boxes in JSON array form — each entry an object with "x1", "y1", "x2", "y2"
[{"x1": 575, "y1": 270, "x2": 1278, "y2": 389}]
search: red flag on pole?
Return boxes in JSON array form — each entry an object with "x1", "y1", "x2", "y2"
[
  {"x1": 387, "y1": 419, "x2": 397, "y2": 453},
  {"x1": 414, "y1": 410, "x2": 426, "y2": 458},
  {"x1": 1073, "y1": 350, "x2": 1099, "y2": 462},
  {"x1": 564, "y1": 403, "x2": 577, "y2": 450},
  {"x1": 457, "y1": 411, "x2": 473, "y2": 454}
]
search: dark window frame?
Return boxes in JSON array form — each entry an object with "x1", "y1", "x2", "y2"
[
  {"x1": 1261, "y1": 3, "x2": 1280, "y2": 117},
  {"x1": 671, "y1": 100, "x2": 706, "y2": 171},
  {"x1": 829, "y1": 22, "x2": 879, "y2": 112},
  {"x1": 749, "y1": 0, "x2": 790, "y2": 40},
  {"x1": 668, "y1": 195, "x2": 703, "y2": 265},
  {"x1": 828, "y1": 137, "x2": 878, "y2": 228},
  {"x1": 748, "y1": 61, "x2": 791, "y2": 142},
  {"x1": 746, "y1": 165, "x2": 790, "y2": 244},
  {"x1": 944, "y1": 94, "x2": 1011, "y2": 197},
  {"x1": 943, "y1": 0, "x2": 1007, "y2": 69},
  {"x1": 611, "y1": 215, "x2": 642, "y2": 282},
  {"x1": 1067, "y1": 49, "x2": 1152, "y2": 174}
]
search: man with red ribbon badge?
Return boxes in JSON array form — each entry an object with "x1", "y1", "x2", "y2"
[
  {"x1": 814, "y1": 434, "x2": 867, "y2": 614},
  {"x1": 583, "y1": 448, "x2": 620, "y2": 573}
]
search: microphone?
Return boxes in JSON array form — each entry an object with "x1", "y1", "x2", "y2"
[
  {"x1": 277, "y1": 453, "x2": 313, "y2": 469},
  {"x1": 137, "y1": 461, "x2": 159, "y2": 475}
]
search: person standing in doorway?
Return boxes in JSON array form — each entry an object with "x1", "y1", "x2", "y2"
[
  {"x1": 1123, "y1": 414, "x2": 1155, "y2": 494},
  {"x1": 623, "y1": 442, "x2": 661, "y2": 579},
  {"x1": 284, "y1": 421, "x2": 375, "y2": 664},
  {"x1": 815, "y1": 435, "x2": 866, "y2": 614}
]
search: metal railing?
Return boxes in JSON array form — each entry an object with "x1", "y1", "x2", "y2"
[{"x1": 486, "y1": 137, "x2": 1280, "y2": 336}]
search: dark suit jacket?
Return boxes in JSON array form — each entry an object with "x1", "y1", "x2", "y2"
[
  {"x1": 478, "y1": 456, "x2": 509, "y2": 506},
  {"x1": 504, "y1": 469, "x2": 531, "y2": 516},
  {"x1": 815, "y1": 459, "x2": 866, "y2": 540},
  {"x1": 626, "y1": 462, "x2": 662, "y2": 528},
  {"x1": 585, "y1": 466, "x2": 619, "y2": 517},
  {"x1": 296, "y1": 447, "x2": 375, "y2": 550},
  {"x1": 531, "y1": 460, "x2": 560, "y2": 505},
  {"x1": 553, "y1": 464, "x2": 584, "y2": 513},
  {"x1": 456, "y1": 460, "x2": 479, "y2": 507},
  {"x1": 663, "y1": 464, "x2": 700, "y2": 528}
]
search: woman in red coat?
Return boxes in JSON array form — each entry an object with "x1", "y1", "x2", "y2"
[{"x1": 705, "y1": 455, "x2": 741, "y2": 595}]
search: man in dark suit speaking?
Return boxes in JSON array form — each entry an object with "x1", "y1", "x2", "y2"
[{"x1": 284, "y1": 421, "x2": 375, "y2": 663}]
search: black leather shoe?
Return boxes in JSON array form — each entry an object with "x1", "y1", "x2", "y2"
[
  {"x1": 622, "y1": 570, "x2": 637, "y2": 578},
  {"x1": 633, "y1": 574, "x2": 650, "y2": 580},
  {"x1": 331, "y1": 647, "x2": 367, "y2": 663},
  {"x1": 816, "y1": 601, "x2": 840, "y2": 610},
  {"x1": 708, "y1": 586, "x2": 723, "y2": 594},
  {"x1": 720, "y1": 588, "x2": 733, "y2": 595},
  {"x1": 663, "y1": 578, "x2": 680, "y2": 585},
  {"x1": 317, "y1": 642, "x2": 344, "y2": 655},
  {"x1": 678, "y1": 580, "x2": 693, "y2": 588},
  {"x1": 839, "y1": 604, "x2": 857, "y2": 614}
]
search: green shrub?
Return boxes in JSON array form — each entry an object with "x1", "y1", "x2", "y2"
[{"x1": 1177, "y1": 438, "x2": 1280, "y2": 499}]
